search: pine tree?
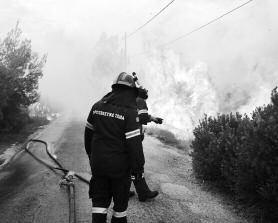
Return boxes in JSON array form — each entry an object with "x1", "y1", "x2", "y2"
[{"x1": 0, "y1": 23, "x2": 46, "y2": 132}]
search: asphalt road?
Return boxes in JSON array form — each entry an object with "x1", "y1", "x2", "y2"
[{"x1": 0, "y1": 117, "x2": 247, "y2": 223}]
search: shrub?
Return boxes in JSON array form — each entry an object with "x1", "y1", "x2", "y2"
[{"x1": 191, "y1": 87, "x2": 278, "y2": 222}]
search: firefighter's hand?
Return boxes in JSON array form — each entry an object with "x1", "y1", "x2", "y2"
[{"x1": 151, "y1": 116, "x2": 163, "y2": 124}]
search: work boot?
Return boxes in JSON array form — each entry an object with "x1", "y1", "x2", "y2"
[
  {"x1": 111, "y1": 216, "x2": 127, "y2": 223},
  {"x1": 134, "y1": 177, "x2": 159, "y2": 202},
  {"x1": 92, "y1": 213, "x2": 107, "y2": 223}
]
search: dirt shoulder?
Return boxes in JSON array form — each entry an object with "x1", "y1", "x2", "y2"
[
  {"x1": 129, "y1": 135, "x2": 249, "y2": 223},
  {"x1": 0, "y1": 118, "x2": 50, "y2": 168},
  {"x1": 0, "y1": 115, "x2": 73, "y2": 223},
  {"x1": 0, "y1": 119, "x2": 48, "y2": 154}
]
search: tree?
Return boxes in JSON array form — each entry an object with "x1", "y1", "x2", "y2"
[{"x1": 0, "y1": 23, "x2": 46, "y2": 132}]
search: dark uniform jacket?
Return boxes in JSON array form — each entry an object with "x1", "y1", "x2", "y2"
[
  {"x1": 84, "y1": 88, "x2": 145, "y2": 178},
  {"x1": 136, "y1": 97, "x2": 151, "y2": 125},
  {"x1": 136, "y1": 97, "x2": 152, "y2": 140}
]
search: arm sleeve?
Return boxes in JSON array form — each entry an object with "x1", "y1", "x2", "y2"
[
  {"x1": 125, "y1": 109, "x2": 145, "y2": 174},
  {"x1": 84, "y1": 106, "x2": 95, "y2": 157},
  {"x1": 137, "y1": 98, "x2": 151, "y2": 125}
]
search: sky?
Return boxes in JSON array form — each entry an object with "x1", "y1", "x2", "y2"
[{"x1": 0, "y1": 0, "x2": 277, "y2": 138}]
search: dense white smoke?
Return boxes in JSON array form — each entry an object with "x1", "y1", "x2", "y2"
[
  {"x1": 220, "y1": 58, "x2": 278, "y2": 114},
  {"x1": 134, "y1": 50, "x2": 219, "y2": 138},
  {"x1": 1, "y1": 0, "x2": 278, "y2": 139},
  {"x1": 125, "y1": 0, "x2": 278, "y2": 138},
  {"x1": 132, "y1": 47, "x2": 278, "y2": 139}
]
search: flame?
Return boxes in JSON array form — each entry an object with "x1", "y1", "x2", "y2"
[
  {"x1": 136, "y1": 50, "x2": 278, "y2": 140},
  {"x1": 138, "y1": 50, "x2": 219, "y2": 139}
]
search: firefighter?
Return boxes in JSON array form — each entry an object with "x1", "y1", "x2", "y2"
[
  {"x1": 129, "y1": 86, "x2": 163, "y2": 202},
  {"x1": 136, "y1": 87, "x2": 163, "y2": 128},
  {"x1": 84, "y1": 72, "x2": 145, "y2": 223}
]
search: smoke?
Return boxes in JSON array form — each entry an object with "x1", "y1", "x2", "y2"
[
  {"x1": 1, "y1": 0, "x2": 278, "y2": 138},
  {"x1": 127, "y1": 0, "x2": 278, "y2": 138},
  {"x1": 133, "y1": 50, "x2": 219, "y2": 138}
]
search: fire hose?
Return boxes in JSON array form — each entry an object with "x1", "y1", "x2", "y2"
[{"x1": 24, "y1": 139, "x2": 90, "y2": 223}]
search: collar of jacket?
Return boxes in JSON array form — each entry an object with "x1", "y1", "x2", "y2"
[{"x1": 101, "y1": 88, "x2": 137, "y2": 109}]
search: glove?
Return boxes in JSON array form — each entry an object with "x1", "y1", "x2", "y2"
[
  {"x1": 151, "y1": 117, "x2": 163, "y2": 124},
  {"x1": 138, "y1": 87, "x2": 148, "y2": 99}
]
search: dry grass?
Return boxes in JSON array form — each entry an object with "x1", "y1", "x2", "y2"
[
  {"x1": 145, "y1": 127, "x2": 190, "y2": 152},
  {"x1": 0, "y1": 117, "x2": 49, "y2": 155}
]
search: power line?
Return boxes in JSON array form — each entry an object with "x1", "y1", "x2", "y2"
[
  {"x1": 127, "y1": 0, "x2": 176, "y2": 38},
  {"x1": 130, "y1": 0, "x2": 255, "y2": 57},
  {"x1": 161, "y1": 0, "x2": 254, "y2": 47}
]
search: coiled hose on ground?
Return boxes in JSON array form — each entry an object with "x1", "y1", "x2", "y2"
[{"x1": 24, "y1": 139, "x2": 90, "y2": 223}]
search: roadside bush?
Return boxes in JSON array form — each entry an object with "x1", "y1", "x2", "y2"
[
  {"x1": 191, "y1": 113, "x2": 245, "y2": 184},
  {"x1": 191, "y1": 87, "x2": 278, "y2": 222}
]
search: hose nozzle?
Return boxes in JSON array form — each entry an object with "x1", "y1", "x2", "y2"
[{"x1": 132, "y1": 72, "x2": 142, "y2": 88}]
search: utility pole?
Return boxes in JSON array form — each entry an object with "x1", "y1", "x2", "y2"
[{"x1": 124, "y1": 32, "x2": 127, "y2": 71}]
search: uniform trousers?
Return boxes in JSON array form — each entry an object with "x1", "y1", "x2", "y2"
[{"x1": 90, "y1": 175, "x2": 131, "y2": 223}]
